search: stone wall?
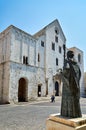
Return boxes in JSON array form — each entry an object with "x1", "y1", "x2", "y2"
[
  {"x1": 45, "y1": 21, "x2": 66, "y2": 95},
  {"x1": 10, "y1": 26, "x2": 36, "y2": 66},
  {"x1": 0, "y1": 27, "x2": 11, "y2": 103},
  {"x1": 9, "y1": 62, "x2": 46, "y2": 102},
  {"x1": 36, "y1": 35, "x2": 45, "y2": 68},
  {"x1": 0, "y1": 62, "x2": 10, "y2": 103}
]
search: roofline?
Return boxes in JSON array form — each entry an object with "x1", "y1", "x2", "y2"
[
  {"x1": 0, "y1": 25, "x2": 12, "y2": 34},
  {"x1": 55, "y1": 19, "x2": 66, "y2": 42},
  {"x1": 69, "y1": 47, "x2": 83, "y2": 53},
  {"x1": 0, "y1": 25, "x2": 36, "y2": 40},
  {"x1": 1, "y1": 19, "x2": 66, "y2": 41},
  {"x1": 33, "y1": 19, "x2": 66, "y2": 41}
]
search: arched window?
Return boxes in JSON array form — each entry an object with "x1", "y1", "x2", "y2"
[
  {"x1": 78, "y1": 54, "x2": 81, "y2": 63},
  {"x1": 23, "y1": 56, "x2": 28, "y2": 65}
]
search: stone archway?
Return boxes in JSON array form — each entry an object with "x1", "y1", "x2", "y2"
[{"x1": 18, "y1": 78, "x2": 28, "y2": 102}]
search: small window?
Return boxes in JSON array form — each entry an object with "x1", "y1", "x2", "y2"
[
  {"x1": 55, "y1": 27, "x2": 59, "y2": 34},
  {"x1": 26, "y1": 57, "x2": 28, "y2": 65},
  {"x1": 59, "y1": 46, "x2": 61, "y2": 53},
  {"x1": 38, "y1": 53, "x2": 40, "y2": 62},
  {"x1": 23, "y1": 56, "x2": 28, "y2": 65},
  {"x1": 56, "y1": 58, "x2": 58, "y2": 66},
  {"x1": 78, "y1": 54, "x2": 81, "y2": 63},
  {"x1": 55, "y1": 36, "x2": 58, "y2": 43},
  {"x1": 52, "y1": 42, "x2": 55, "y2": 51},
  {"x1": 23, "y1": 56, "x2": 26, "y2": 64},
  {"x1": 55, "y1": 29, "x2": 58, "y2": 34},
  {"x1": 41, "y1": 41, "x2": 44, "y2": 47}
]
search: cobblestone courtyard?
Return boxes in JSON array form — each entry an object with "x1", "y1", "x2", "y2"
[{"x1": 0, "y1": 97, "x2": 86, "y2": 130}]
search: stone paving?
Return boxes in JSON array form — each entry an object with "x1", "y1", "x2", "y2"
[{"x1": 0, "y1": 97, "x2": 86, "y2": 130}]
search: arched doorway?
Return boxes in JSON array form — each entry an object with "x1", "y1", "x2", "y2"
[
  {"x1": 38, "y1": 85, "x2": 41, "y2": 97},
  {"x1": 55, "y1": 81, "x2": 59, "y2": 96},
  {"x1": 46, "y1": 79, "x2": 48, "y2": 95},
  {"x1": 18, "y1": 78, "x2": 28, "y2": 102}
]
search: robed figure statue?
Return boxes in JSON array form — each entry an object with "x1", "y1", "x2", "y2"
[{"x1": 61, "y1": 50, "x2": 82, "y2": 118}]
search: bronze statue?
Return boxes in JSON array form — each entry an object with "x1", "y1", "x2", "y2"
[{"x1": 61, "y1": 50, "x2": 82, "y2": 118}]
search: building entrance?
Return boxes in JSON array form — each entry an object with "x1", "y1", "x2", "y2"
[
  {"x1": 38, "y1": 85, "x2": 41, "y2": 97},
  {"x1": 18, "y1": 78, "x2": 28, "y2": 102},
  {"x1": 55, "y1": 81, "x2": 59, "y2": 96},
  {"x1": 46, "y1": 80, "x2": 48, "y2": 95}
]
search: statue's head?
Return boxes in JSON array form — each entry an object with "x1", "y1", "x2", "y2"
[{"x1": 67, "y1": 51, "x2": 74, "y2": 60}]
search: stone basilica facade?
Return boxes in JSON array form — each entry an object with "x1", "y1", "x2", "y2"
[{"x1": 0, "y1": 19, "x2": 84, "y2": 103}]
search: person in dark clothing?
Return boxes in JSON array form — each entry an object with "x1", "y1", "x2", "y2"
[{"x1": 51, "y1": 95, "x2": 55, "y2": 102}]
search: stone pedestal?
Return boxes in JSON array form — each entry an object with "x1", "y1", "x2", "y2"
[{"x1": 46, "y1": 114, "x2": 86, "y2": 130}]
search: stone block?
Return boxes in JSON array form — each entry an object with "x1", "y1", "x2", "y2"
[{"x1": 46, "y1": 114, "x2": 86, "y2": 130}]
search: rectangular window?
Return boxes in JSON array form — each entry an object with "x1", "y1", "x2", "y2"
[
  {"x1": 38, "y1": 53, "x2": 40, "y2": 62},
  {"x1": 26, "y1": 57, "x2": 28, "y2": 65},
  {"x1": 55, "y1": 36, "x2": 58, "y2": 43},
  {"x1": 52, "y1": 42, "x2": 55, "y2": 51},
  {"x1": 56, "y1": 58, "x2": 58, "y2": 66},
  {"x1": 41, "y1": 41, "x2": 44, "y2": 47},
  {"x1": 59, "y1": 46, "x2": 62, "y2": 53},
  {"x1": 23, "y1": 56, "x2": 26, "y2": 64}
]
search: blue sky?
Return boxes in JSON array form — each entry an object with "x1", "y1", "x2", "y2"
[{"x1": 0, "y1": 0, "x2": 86, "y2": 71}]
